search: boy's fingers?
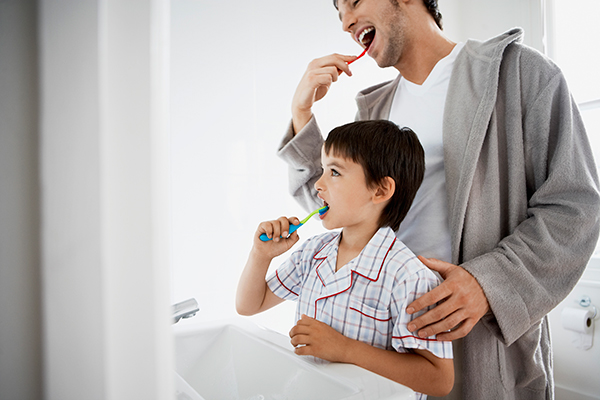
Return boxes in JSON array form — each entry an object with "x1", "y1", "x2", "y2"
[
  {"x1": 290, "y1": 334, "x2": 310, "y2": 347},
  {"x1": 278, "y1": 216, "x2": 298, "y2": 238},
  {"x1": 257, "y1": 221, "x2": 274, "y2": 239},
  {"x1": 287, "y1": 231, "x2": 300, "y2": 246},
  {"x1": 294, "y1": 345, "x2": 311, "y2": 356},
  {"x1": 269, "y1": 216, "x2": 287, "y2": 241},
  {"x1": 289, "y1": 315, "x2": 313, "y2": 336}
]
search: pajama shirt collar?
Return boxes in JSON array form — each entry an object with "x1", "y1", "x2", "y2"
[{"x1": 314, "y1": 227, "x2": 399, "y2": 286}]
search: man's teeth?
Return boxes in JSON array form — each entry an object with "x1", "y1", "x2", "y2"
[{"x1": 358, "y1": 27, "x2": 374, "y2": 46}]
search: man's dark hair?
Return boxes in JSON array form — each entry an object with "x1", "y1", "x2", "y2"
[
  {"x1": 323, "y1": 120, "x2": 425, "y2": 231},
  {"x1": 332, "y1": 0, "x2": 443, "y2": 30},
  {"x1": 422, "y1": 0, "x2": 443, "y2": 29}
]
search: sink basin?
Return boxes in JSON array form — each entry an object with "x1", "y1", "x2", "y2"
[{"x1": 174, "y1": 318, "x2": 415, "y2": 400}]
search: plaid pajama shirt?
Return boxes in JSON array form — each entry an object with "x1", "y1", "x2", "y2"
[{"x1": 267, "y1": 227, "x2": 453, "y2": 399}]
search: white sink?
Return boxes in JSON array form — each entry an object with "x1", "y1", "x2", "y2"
[{"x1": 174, "y1": 318, "x2": 415, "y2": 400}]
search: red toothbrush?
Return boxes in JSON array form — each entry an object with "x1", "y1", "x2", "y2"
[
  {"x1": 348, "y1": 46, "x2": 369, "y2": 66},
  {"x1": 338, "y1": 46, "x2": 369, "y2": 75}
]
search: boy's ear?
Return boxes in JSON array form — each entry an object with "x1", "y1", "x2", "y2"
[{"x1": 373, "y1": 177, "x2": 395, "y2": 204}]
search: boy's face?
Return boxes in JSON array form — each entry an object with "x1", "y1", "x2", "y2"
[{"x1": 315, "y1": 148, "x2": 381, "y2": 232}]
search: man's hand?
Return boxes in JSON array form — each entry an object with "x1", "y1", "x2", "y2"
[
  {"x1": 407, "y1": 256, "x2": 490, "y2": 341},
  {"x1": 289, "y1": 314, "x2": 349, "y2": 362},
  {"x1": 291, "y1": 54, "x2": 358, "y2": 134}
]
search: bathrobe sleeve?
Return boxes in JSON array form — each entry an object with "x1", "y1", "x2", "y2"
[{"x1": 276, "y1": 117, "x2": 326, "y2": 213}]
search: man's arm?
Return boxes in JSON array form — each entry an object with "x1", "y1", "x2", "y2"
[
  {"x1": 278, "y1": 54, "x2": 359, "y2": 213},
  {"x1": 289, "y1": 315, "x2": 454, "y2": 397},
  {"x1": 291, "y1": 54, "x2": 357, "y2": 134}
]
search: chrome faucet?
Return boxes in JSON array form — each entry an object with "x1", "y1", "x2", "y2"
[{"x1": 172, "y1": 298, "x2": 199, "y2": 324}]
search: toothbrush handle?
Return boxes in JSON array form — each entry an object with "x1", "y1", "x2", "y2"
[{"x1": 259, "y1": 223, "x2": 302, "y2": 242}]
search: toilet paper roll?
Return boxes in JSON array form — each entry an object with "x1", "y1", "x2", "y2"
[{"x1": 561, "y1": 307, "x2": 594, "y2": 334}]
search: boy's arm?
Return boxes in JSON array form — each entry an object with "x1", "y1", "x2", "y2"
[
  {"x1": 235, "y1": 217, "x2": 300, "y2": 316},
  {"x1": 290, "y1": 315, "x2": 454, "y2": 397},
  {"x1": 235, "y1": 249, "x2": 285, "y2": 315}
]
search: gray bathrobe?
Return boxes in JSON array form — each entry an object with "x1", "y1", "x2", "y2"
[{"x1": 277, "y1": 28, "x2": 600, "y2": 399}]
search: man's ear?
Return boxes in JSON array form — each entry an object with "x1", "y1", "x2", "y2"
[{"x1": 373, "y1": 177, "x2": 395, "y2": 204}]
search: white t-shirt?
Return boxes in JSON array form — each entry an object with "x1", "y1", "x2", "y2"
[{"x1": 388, "y1": 42, "x2": 464, "y2": 262}]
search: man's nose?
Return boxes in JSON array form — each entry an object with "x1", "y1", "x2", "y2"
[{"x1": 340, "y1": 9, "x2": 356, "y2": 33}]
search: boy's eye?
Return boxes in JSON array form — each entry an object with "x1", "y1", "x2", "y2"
[{"x1": 331, "y1": 169, "x2": 340, "y2": 177}]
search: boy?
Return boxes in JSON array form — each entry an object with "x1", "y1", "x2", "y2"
[{"x1": 236, "y1": 120, "x2": 454, "y2": 398}]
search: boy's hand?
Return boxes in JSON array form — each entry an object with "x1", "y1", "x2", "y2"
[
  {"x1": 253, "y1": 216, "x2": 301, "y2": 259},
  {"x1": 289, "y1": 314, "x2": 349, "y2": 362}
]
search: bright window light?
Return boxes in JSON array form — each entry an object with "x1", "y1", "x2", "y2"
[{"x1": 546, "y1": 0, "x2": 600, "y2": 254}]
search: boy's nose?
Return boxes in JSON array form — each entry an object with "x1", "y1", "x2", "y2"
[{"x1": 314, "y1": 174, "x2": 325, "y2": 192}]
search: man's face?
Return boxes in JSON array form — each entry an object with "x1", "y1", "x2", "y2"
[{"x1": 337, "y1": 0, "x2": 408, "y2": 69}]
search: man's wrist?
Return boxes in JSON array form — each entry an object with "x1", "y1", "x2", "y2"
[{"x1": 292, "y1": 110, "x2": 312, "y2": 135}]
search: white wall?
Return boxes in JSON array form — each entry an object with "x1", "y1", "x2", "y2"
[
  {"x1": 442, "y1": 0, "x2": 544, "y2": 52},
  {"x1": 169, "y1": 0, "x2": 544, "y2": 335},
  {"x1": 169, "y1": 0, "x2": 398, "y2": 333}
]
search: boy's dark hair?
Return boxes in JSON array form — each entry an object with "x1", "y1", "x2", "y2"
[
  {"x1": 332, "y1": 0, "x2": 443, "y2": 30},
  {"x1": 324, "y1": 120, "x2": 425, "y2": 231}
]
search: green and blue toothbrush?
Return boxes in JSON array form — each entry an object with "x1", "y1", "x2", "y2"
[{"x1": 259, "y1": 206, "x2": 329, "y2": 242}]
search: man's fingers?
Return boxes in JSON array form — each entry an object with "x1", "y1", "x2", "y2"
[
  {"x1": 407, "y1": 297, "x2": 454, "y2": 332},
  {"x1": 308, "y1": 53, "x2": 358, "y2": 69},
  {"x1": 305, "y1": 68, "x2": 336, "y2": 87},
  {"x1": 411, "y1": 307, "x2": 467, "y2": 337},
  {"x1": 435, "y1": 317, "x2": 478, "y2": 341},
  {"x1": 307, "y1": 54, "x2": 356, "y2": 79},
  {"x1": 408, "y1": 259, "x2": 490, "y2": 339},
  {"x1": 418, "y1": 256, "x2": 454, "y2": 277},
  {"x1": 407, "y1": 283, "x2": 451, "y2": 315}
]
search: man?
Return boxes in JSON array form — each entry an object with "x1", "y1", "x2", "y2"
[{"x1": 276, "y1": 0, "x2": 600, "y2": 398}]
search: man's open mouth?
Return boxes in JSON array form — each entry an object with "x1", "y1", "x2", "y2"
[{"x1": 358, "y1": 26, "x2": 375, "y2": 49}]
